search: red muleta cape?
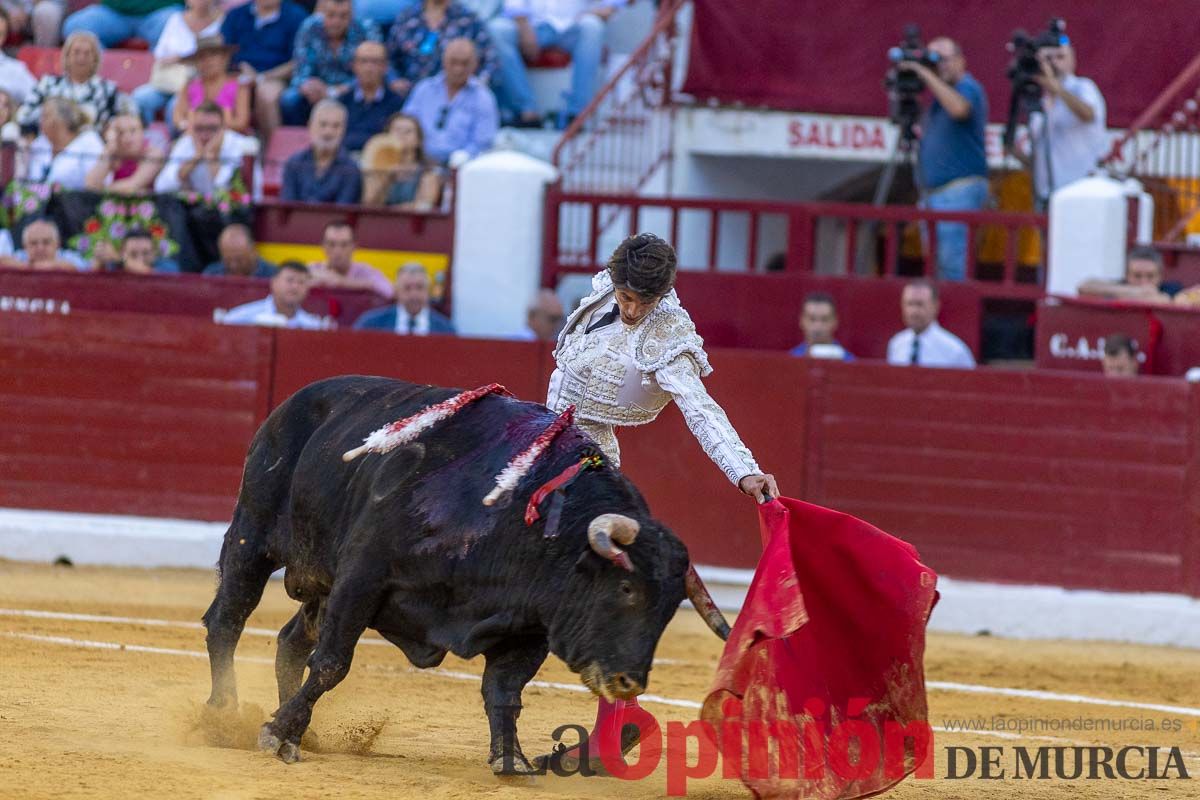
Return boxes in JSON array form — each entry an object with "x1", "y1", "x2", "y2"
[{"x1": 701, "y1": 497, "x2": 939, "y2": 799}]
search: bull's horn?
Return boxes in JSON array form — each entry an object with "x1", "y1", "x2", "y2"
[
  {"x1": 685, "y1": 565, "x2": 731, "y2": 641},
  {"x1": 588, "y1": 514, "x2": 640, "y2": 572}
]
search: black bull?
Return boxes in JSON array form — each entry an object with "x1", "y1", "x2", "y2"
[{"x1": 202, "y1": 375, "x2": 730, "y2": 773}]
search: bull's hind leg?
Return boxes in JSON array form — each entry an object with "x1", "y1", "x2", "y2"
[
  {"x1": 481, "y1": 637, "x2": 549, "y2": 776},
  {"x1": 275, "y1": 600, "x2": 321, "y2": 705},
  {"x1": 258, "y1": 564, "x2": 384, "y2": 763},
  {"x1": 203, "y1": 514, "x2": 278, "y2": 708}
]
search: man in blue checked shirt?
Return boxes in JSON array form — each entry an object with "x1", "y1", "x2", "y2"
[
  {"x1": 281, "y1": 0, "x2": 381, "y2": 126},
  {"x1": 402, "y1": 37, "x2": 498, "y2": 164}
]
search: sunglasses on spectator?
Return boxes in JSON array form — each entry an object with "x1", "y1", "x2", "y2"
[{"x1": 436, "y1": 105, "x2": 449, "y2": 129}]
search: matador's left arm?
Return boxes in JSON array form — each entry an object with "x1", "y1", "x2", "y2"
[{"x1": 654, "y1": 354, "x2": 761, "y2": 485}]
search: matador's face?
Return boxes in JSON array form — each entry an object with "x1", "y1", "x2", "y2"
[{"x1": 614, "y1": 288, "x2": 661, "y2": 326}]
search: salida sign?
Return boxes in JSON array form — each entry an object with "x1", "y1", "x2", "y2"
[{"x1": 787, "y1": 119, "x2": 888, "y2": 152}]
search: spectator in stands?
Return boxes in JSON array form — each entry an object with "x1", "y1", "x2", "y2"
[
  {"x1": 360, "y1": 112, "x2": 442, "y2": 208},
  {"x1": 488, "y1": 0, "x2": 615, "y2": 128},
  {"x1": 220, "y1": 0, "x2": 307, "y2": 143},
  {"x1": 336, "y1": 41, "x2": 405, "y2": 151},
  {"x1": 353, "y1": 262, "x2": 455, "y2": 333},
  {"x1": 0, "y1": 9, "x2": 37, "y2": 103},
  {"x1": 886, "y1": 279, "x2": 975, "y2": 369},
  {"x1": 280, "y1": 0, "x2": 380, "y2": 126},
  {"x1": 900, "y1": 37, "x2": 989, "y2": 282},
  {"x1": 62, "y1": 0, "x2": 183, "y2": 49},
  {"x1": 83, "y1": 112, "x2": 166, "y2": 193},
  {"x1": 15, "y1": 31, "x2": 134, "y2": 131},
  {"x1": 1013, "y1": 37, "x2": 1107, "y2": 206},
  {"x1": 221, "y1": 260, "x2": 325, "y2": 328},
  {"x1": 1101, "y1": 333, "x2": 1139, "y2": 378},
  {"x1": 132, "y1": 0, "x2": 224, "y2": 124},
  {"x1": 172, "y1": 35, "x2": 250, "y2": 135},
  {"x1": 155, "y1": 100, "x2": 254, "y2": 193},
  {"x1": 515, "y1": 288, "x2": 563, "y2": 340},
  {"x1": 387, "y1": 0, "x2": 497, "y2": 97},
  {"x1": 203, "y1": 223, "x2": 277, "y2": 277},
  {"x1": 0, "y1": 0, "x2": 29, "y2": 42},
  {"x1": 1077, "y1": 245, "x2": 1181, "y2": 304},
  {"x1": 25, "y1": 97, "x2": 105, "y2": 189},
  {"x1": 280, "y1": 99, "x2": 361, "y2": 203},
  {"x1": 308, "y1": 219, "x2": 394, "y2": 298},
  {"x1": 0, "y1": 218, "x2": 87, "y2": 270},
  {"x1": 29, "y1": 0, "x2": 65, "y2": 46},
  {"x1": 90, "y1": 228, "x2": 178, "y2": 272},
  {"x1": 789, "y1": 292, "x2": 854, "y2": 360},
  {"x1": 402, "y1": 37, "x2": 497, "y2": 164}
]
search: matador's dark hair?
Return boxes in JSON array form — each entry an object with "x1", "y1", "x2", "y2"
[{"x1": 607, "y1": 233, "x2": 677, "y2": 300}]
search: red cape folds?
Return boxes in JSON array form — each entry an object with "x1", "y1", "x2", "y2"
[{"x1": 700, "y1": 498, "x2": 939, "y2": 799}]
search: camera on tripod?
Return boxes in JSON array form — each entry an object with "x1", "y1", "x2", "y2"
[
  {"x1": 884, "y1": 24, "x2": 939, "y2": 145},
  {"x1": 1003, "y1": 17, "x2": 1067, "y2": 148}
]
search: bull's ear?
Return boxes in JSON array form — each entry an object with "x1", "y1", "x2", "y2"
[{"x1": 574, "y1": 549, "x2": 603, "y2": 577}]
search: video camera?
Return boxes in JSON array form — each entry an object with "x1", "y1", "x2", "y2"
[
  {"x1": 1002, "y1": 17, "x2": 1068, "y2": 147},
  {"x1": 884, "y1": 24, "x2": 940, "y2": 144}
]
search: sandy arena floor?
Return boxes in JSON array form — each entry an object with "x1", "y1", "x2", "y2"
[{"x1": 1, "y1": 560, "x2": 1198, "y2": 799}]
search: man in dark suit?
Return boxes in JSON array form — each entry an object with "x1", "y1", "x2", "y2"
[{"x1": 353, "y1": 263, "x2": 455, "y2": 335}]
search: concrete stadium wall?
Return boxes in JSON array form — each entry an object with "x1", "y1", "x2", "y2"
[{"x1": 2, "y1": 310, "x2": 1197, "y2": 597}]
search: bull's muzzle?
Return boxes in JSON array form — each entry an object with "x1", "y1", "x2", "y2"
[{"x1": 588, "y1": 514, "x2": 640, "y2": 572}]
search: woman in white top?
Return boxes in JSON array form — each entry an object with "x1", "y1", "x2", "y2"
[
  {"x1": 131, "y1": 0, "x2": 224, "y2": 124},
  {"x1": 25, "y1": 96, "x2": 104, "y2": 190},
  {"x1": 541, "y1": 233, "x2": 777, "y2": 771}
]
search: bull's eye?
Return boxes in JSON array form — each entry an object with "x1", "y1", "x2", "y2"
[{"x1": 619, "y1": 580, "x2": 634, "y2": 597}]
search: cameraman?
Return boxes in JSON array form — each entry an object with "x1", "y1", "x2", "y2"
[
  {"x1": 901, "y1": 38, "x2": 989, "y2": 281},
  {"x1": 1018, "y1": 41, "x2": 1107, "y2": 204}
]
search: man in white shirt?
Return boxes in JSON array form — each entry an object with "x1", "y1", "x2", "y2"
[
  {"x1": 1020, "y1": 40, "x2": 1107, "y2": 205},
  {"x1": 155, "y1": 100, "x2": 253, "y2": 194},
  {"x1": 220, "y1": 261, "x2": 325, "y2": 329},
  {"x1": 487, "y1": 0, "x2": 621, "y2": 127},
  {"x1": 886, "y1": 280, "x2": 975, "y2": 369}
]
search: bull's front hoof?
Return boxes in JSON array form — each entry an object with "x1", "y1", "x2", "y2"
[
  {"x1": 278, "y1": 741, "x2": 301, "y2": 764},
  {"x1": 257, "y1": 724, "x2": 282, "y2": 754},
  {"x1": 490, "y1": 752, "x2": 537, "y2": 779},
  {"x1": 258, "y1": 724, "x2": 303, "y2": 763}
]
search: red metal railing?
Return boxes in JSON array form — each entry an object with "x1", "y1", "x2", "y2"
[
  {"x1": 542, "y1": 188, "x2": 1047, "y2": 296},
  {"x1": 1103, "y1": 50, "x2": 1200, "y2": 240},
  {"x1": 550, "y1": 0, "x2": 683, "y2": 194}
]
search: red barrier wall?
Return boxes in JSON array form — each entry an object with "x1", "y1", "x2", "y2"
[
  {"x1": 0, "y1": 312, "x2": 271, "y2": 520},
  {"x1": 1035, "y1": 297, "x2": 1200, "y2": 376},
  {"x1": 3, "y1": 311, "x2": 1197, "y2": 595}
]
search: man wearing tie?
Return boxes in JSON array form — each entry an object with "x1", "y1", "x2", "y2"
[
  {"x1": 886, "y1": 280, "x2": 975, "y2": 369},
  {"x1": 353, "y1": 263, "x2": 456, "y2": 335}
]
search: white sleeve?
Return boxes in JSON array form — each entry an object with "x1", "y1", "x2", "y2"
[
  {"x1": 886, "y1": 332, "x2": 905, "y2": 365},
  {"x1": 153, "y1": 14, "x2": 184, "y2": 58},
  {"x1": 154, "y1": 138, "x2": 188, "y2": 193},
  {"x1": 654, "y1": 354, "x2": 761, "y2": 486},
  {"x1": 956, "y1": 341, "x2": 977, "y2": 369}
]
